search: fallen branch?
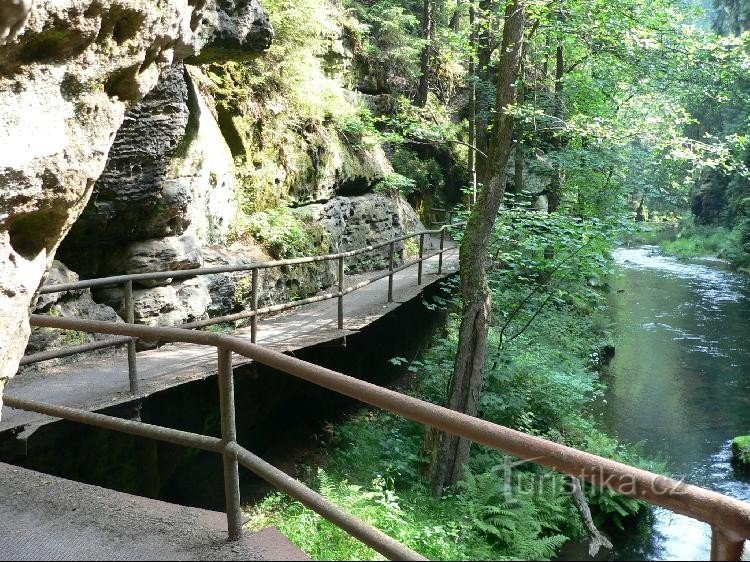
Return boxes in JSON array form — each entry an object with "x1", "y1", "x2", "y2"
[{"x1": 569, "y1": 476, "x2": 613, "y2": 557}]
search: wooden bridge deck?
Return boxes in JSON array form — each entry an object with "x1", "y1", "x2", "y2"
[{"x1": 0, "y1": 248, "x2": 458, "y2": 436}]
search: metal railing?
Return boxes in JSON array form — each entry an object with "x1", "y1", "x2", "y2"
[
  {"x1": 25, "y1": 223, "x2": 463, "y2": 394},
  {"x1": 6, "y1": 314, "x2": 750, "y2": 561},
  {"x1": 431, "y1": 207, "x2": 460, "y2": 228}
]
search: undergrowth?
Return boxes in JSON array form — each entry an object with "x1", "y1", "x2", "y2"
[
  {"x1": 244, "y1": 270, "x2": 660, "y2": 560},
  {"x1": 660, "y1": 217, "x2": 750, "y2": 268}
]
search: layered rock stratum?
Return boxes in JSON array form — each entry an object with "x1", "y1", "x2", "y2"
[{"x1": 0, "y1": 0, "x2": 273, "y2": 414}]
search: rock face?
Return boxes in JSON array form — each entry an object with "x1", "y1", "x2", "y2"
[
  {"x1": 299, "y1": 193, "x2": 429, "y2": 271},
  {"x1": 0, "y1": 0, "x2": 273, "y2": 414},
  {"x1": 60, "y1": 65, "x2": 240, "y2": 276},
  {"x1": 25, "y1": 261, "x2": 122, "y2": 360},
  {"x1": 63, "y1": 65, "x2": 193, "y2": 249}
]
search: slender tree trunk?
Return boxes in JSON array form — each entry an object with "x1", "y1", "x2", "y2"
[
  {"x1": 467, "y1": 0, "x2": 478, "y2": 204},
  {"x1": 542, "y1": 32, "x2": 551, "y2": 79},
  {"x1": 512, "y1": 43, "x2": 526, "y2": 199},
  {"x1": 548, "y1": 43, "x2": 565, "y2": 212},
  {"x1": 474, "y1": 0, "x2": 494, "y2": 180},
  {"x1": 417, "y1": 0, "x2": 436, "y2": 107},
  {"x1": 430, "y1": 0, "x2": 526, "y2": 496},
  {"x1": 450, "y1": 0, "x2": 462, "y2": 32}
]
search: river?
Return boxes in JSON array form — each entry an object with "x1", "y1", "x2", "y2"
[{"x1": 602, "y1": 245, "x2": 750, "y2": 560}]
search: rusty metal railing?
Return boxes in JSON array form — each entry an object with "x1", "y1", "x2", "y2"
[
  {"x1": 6, "y1": 314, "x2": 750, "y2": 561},
  {"x1": 26, "y1": 223, "x2": 463, "y2": 393}
]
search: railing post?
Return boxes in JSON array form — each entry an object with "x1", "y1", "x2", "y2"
[
  {"x1": 388, "y1": 241, "x2": 395, "y2": 303},
  {"x1": 417, "y1": 233, "x2": 425, "y2": 286},
  {"x1": 338, "y1": 255, "x2": 344, "y2": 330},
  {"x1": 218, "y1": 347, "x2": 242, "y2": 541},
  {"x1": 123, "y1": 281, "x2": 138, "y2": 394},
  {"x1": 251, "y1": 268, "x2": 259, "y2": 344},
  {"x1": 711, "y1": 527, "x2": 745, "y2": 561},
  {"x1": 438, "y1": 228, "x2": 445, "y2": 275},
  {"x1": 447, "y1": 210, "x2": 453, "y2": 226}
]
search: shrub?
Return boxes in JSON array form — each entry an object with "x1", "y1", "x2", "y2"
[
  {"x1": 229, "y1": 207, "x2": 330, "y2": 259},
  {"x1": 374, "y1": 172, "x2": 417, "y2": 197}
]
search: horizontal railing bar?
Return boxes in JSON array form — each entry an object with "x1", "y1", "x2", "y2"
[
  {"x1": 19, "y1": 337, "x2": 134, "y2": 366},
  {"x1": 22, "y1": 247, "x2": 455, "y2": 364},
  {"x1": 181, "y1": 291, "x2": 342, "y2": 330},
  {"x1": 25, "y1": 314, "x2": 750, "y2": 540},
  {"x1": 2, "y1": 395, "x2": 224, "y2": 452},
  {"x1": 39, "y1": 225, "x2": 464, "y2": 294},
  {"x1": 230, "y1": 443, "x2": 426, "y2": 561},
  {"x1": 2, "y1": 394, "x2": 426, "y2": 561},
  {"x1": 178, "y1": 249, "x2": 449, "y2": 331}
]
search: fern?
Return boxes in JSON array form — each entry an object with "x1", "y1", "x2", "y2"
[{"x1": 456, "y1": 469, "x2": 577, "y2": 561}]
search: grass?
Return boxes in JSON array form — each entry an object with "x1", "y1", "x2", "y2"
[{"x1": 659, "y1": 218, "x2": 750, "y2": 268}]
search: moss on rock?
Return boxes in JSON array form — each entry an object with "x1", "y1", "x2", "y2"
[{"x1": 732, "y1": 436, "x2": 750, "y2": 467}]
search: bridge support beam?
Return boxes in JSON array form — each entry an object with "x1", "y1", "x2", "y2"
[
  {"x1": 251, "y1": 269, "x2": 259, "y2": 344},
  {"x1": 388, "y1": 242, "x2": 395, "y2": 303},
  {"x1": 417, "y1": 234, "x2": 425, "y2": 285}
]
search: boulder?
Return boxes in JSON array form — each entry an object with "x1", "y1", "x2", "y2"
[
  {"x1": 34, "y1": 260, "x2": 84, "y2": 310},
  {"x1": 119, "y1": 235, "x2": 204, "y2": 287},
  {"x1": 95, "y1": 278, "x2": 211, "y2": 328},
  {"x1": 202, "y1": 243, "x2": 336, "y2": 318},
  {"x1": 26, "y1": 265, "x2": 123, "y2": 362},
  {"x1": 0, "y1": 0, "x2": 273, "y2": 414}
]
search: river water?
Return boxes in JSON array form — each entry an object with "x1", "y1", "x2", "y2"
[{"x1": 602, "y1": 245, "x2": 750, "y2": 560}]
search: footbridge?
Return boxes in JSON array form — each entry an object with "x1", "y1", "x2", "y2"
[{"x1": 1, "y1": 222, "x2": 750, "y2": 561}]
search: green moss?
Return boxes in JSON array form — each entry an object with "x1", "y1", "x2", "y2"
[{"x1": 732, "y1": 436, "x2": 750, "y2": 466}]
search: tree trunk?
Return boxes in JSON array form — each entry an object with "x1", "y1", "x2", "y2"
[
  {"x1": 450, "y1": 0, "x2": 462, "y2": 32},
  {"x1": 467, "y1": 0, "x2": 478, "y2": 204},
  {"x1": 512, "y1": 44, "x2": 526, "y2": 199},
  {"x1": 430, "y1": 0, "x2": 526, "y2": 496},
  {"x1": 548, "y1": 43, "x2": 565, "y2": 212},
  {"x1": 474, "y1": 0, "x2": 494, "y2": 180},
  {"x1": 417, "y1": 0, "x2": 436, "y2": 107}
]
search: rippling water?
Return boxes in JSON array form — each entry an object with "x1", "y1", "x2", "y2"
[{"x1": 602, "y1": 246, "x2": 750, "y2": 560}]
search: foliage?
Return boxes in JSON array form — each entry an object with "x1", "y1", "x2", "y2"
[
  {"x1": 228, "y1": 206, "x2": 330, "y2": 259},
  {"x1": 343, "y1": 0, "x2": 426, "y2": 94},
  {"x1": 244, "y1": 212, "x2": 661, "y2": 560},
  {"x1": 333, "y1": 106, "x2": 380, "y2": 149},
  {"x1": 660, "y1": 216, "x2": 750, "y2": 267},
  {"x1": 374, "y1": 172, "x2": 418, "y2": 197},
  {"x1": 732, "y1": 436, "x2": 750, "y2": 465},
  {"x1": 391, "y1": 147, "x2": 444, "y2": 197}
]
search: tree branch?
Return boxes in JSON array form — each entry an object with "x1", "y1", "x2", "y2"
[{"x1": 570, "y1": 477, "x2": 614, "y2": 557}]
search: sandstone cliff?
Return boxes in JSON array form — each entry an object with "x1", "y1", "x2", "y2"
[{"x1": 0, "y1": 0, "x2": 273, "y2": 413}]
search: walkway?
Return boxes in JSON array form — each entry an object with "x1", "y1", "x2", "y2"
[
  {"x1": 0, "y1": 461, "x2": 307, "y2": 560},
  {"x1": 0, "y1": 248, "x2": 458, "y2": 436}
]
